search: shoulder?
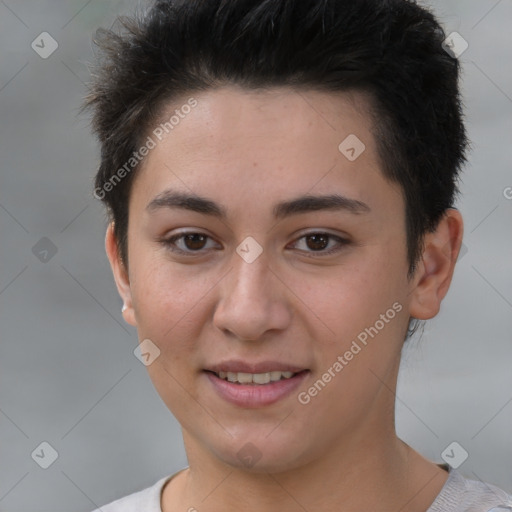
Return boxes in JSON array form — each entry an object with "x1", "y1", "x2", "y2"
[
  {"x1": 460, "y1": 475, "x2": 512, "y2": 511},
  {"x1": 90, "y1": 474, "x2": 173, "y2": 512},
  {"x1": 429, "y1": 468, "x2": 512, "y2": 512}
]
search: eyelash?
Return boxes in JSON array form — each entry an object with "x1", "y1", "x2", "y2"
[{"x1": 160, "y1": 231, "x2": 350, "y2": 257}]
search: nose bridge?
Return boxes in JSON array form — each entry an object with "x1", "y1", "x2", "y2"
[
  {"x1": 213, "y1": 243, "x2": 291, "y2": 339},
  {"x1": 227, "y1": 246, "x2": 273, "y2": 306}
]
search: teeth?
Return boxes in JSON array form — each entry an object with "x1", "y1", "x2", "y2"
[
  {"x1": 270, "y1": 371, "x2": 283, "y2": 381},
  {"x1": 253, "y1": 372, "x2": 270, "y2": 384},
  {"x1": 237, "y1": 372, "x2": 253, "y2": 384},
  {"x1": 216, "y1": 370, "x2": 297, "y2": 384}
]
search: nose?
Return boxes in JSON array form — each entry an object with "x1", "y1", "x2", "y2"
[{"x1": 212, "y1": 248, "x2": 292, "y2": 341}]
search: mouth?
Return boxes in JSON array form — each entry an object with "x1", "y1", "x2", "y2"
[{"x1": 203, "y1": 363, "x2": 310, "y2": 408}]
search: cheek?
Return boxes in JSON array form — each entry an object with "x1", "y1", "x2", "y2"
[
  {"x1": 289, "y1": 256, "x2": 404, "y2": 344},
  {"x1": 130, "y1": 257, "x2": 210, "y2": 348}
]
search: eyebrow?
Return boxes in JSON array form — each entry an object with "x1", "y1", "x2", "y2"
[{"x1": 146, "y1": 190, "x2": 371, "y2": 219}]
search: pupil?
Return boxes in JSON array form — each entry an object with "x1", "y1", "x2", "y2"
[
  {"x1": 307, "y1": 234, "x2": 328, "y2": 251},
  {"x1": 185, "y1": 234, "x2": 206, "y2": 250}
]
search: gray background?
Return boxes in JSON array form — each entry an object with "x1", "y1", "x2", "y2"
[{"x1": 0, "y1": 0, "x2": 511, "y2": 510}]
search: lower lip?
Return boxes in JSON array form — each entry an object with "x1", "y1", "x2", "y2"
[{"x1": 204, "y1": 371, "x2": 309, "y2": 408}]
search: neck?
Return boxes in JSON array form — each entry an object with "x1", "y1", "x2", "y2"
[{"x1": 163, "y1": 417, "x2": 448, "y2": 512}]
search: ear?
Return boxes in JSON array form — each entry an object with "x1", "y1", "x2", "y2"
[
  {"x1": 409, "y1": 208, "x2": 464, "y2": 320},
  {"x1": 105, "y1": 222, "x2": 137, "y2": 326}
]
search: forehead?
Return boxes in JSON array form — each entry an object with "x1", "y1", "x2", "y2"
[
  {"x1": 130, "y1": 86, "x2": 400, "y2": 221},
  {"x1": 152, "y1": 86, "x2": 375, "y2": 159}
]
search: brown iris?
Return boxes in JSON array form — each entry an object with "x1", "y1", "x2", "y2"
[
  {"x1": 304, "y1": 234, "x2": 329, "y2": 251},
  {"x1": 183, "y1": 233, "x2": 208, "y2": 250}
]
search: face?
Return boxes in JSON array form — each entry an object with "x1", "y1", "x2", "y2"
[{"x1": 110, "y1": 86, "x2": 423, "y2": 472}]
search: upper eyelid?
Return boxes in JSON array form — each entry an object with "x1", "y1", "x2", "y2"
[
  {"x1": 165, "y1": 229, "x2": 346, "y2": 242},
  {"x1": 289, "y1": 228, "x2": 349, "y2": 241}
]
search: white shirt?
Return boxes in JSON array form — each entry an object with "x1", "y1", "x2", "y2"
[{"x1": 91, "y1": 466, "x2": 512, "y2": 512}]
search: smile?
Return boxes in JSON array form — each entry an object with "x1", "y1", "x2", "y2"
[
  {"x1": 213, "y1": 370, "x2": 298, "y2": 384},
  {"x1": 204, "y1": 369, "x2": 310, "y2": 408}
]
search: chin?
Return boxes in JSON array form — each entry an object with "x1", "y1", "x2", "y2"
[{"x1": 208, "y1": 431, "x2": 313, "y2": 475}]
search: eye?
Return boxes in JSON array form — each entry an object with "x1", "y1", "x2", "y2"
[
  {"x1": 161, "y1": 231, "x2": 349, "y2": 257},
  {"x1": 161, "y1": 231, "x2": 220, "y2": 254},
  {"x1": 289, "y1": 232, "x2": 349, "y2": 256}
]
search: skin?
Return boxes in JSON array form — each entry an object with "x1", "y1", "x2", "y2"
[{"x1": 105, "y1": 86, "x2": 464, "y2": 512}]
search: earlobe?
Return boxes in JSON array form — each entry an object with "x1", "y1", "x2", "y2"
[
  {"x1": 105, "y1": 223, "x2": 137, "y2": 327},
  {"x1": 409, "y1": 209, "x2": 464, "y2": 320}
]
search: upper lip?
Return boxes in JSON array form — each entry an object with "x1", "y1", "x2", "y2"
[{"x1": 205, "y1": 360, "x2": 308, "y2": 374}]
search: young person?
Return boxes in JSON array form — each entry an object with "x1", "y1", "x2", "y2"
[{"x1": 84, "y1": 0, "x2": 512, "y2": 510}]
